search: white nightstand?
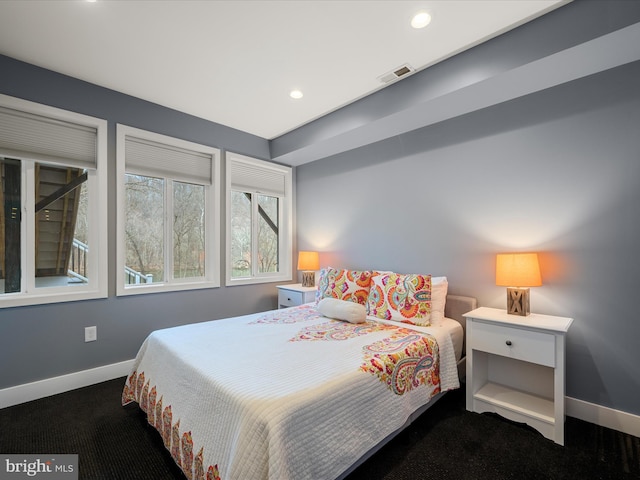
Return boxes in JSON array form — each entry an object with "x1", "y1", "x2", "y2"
[
  {"x1": 276, "y1": 283, "x2": 317, "y2": 309},
  {"x1": 464, "y1": 307, "x2": 573, "y2": 445}
]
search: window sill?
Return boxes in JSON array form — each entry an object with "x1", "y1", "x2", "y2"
[
  {"x1": 225, "y1": 273, "x2": 292, "y2": 287},
  {"x1": 116, "y1": 279, "x2": 220, "y2": 297}
]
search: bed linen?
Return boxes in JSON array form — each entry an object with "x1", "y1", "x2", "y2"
[{"x1": 122, "y1": 303, "x2": 461, "y2": 480}]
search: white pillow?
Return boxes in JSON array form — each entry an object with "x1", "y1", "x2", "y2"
[
  {"x1": 431, "y1": 276, "x2": 448, "y2": 325},
  {"x1": 317, "y1": 298, "x2": 367, "y2": 324}
]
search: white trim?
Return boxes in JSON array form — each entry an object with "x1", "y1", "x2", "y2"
[
  {"x1": 0, "y1": 360, "x2": 134, "y2": 410},
  {"x1": 566, "y1": 396, "x2": 640, "y2": 438},
  {"x1": 3, "y1": 367, "x2": 639, "y2": 440}
]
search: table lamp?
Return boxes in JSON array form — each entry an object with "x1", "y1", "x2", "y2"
[
  {"x1": 298, "y1": 251, "x2": 319, "y2": 287},
  {"x1": 495, "y1": 252, "x2": 542, "y2": 316}
]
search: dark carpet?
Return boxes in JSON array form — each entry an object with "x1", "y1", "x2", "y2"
[{"x1": 0, "y1": 377, "x2": 638, "y2": 479}]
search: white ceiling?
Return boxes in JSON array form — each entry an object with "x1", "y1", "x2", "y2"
[{"x1": 0, "y1": 0, "x2": 568, "y2": 140}]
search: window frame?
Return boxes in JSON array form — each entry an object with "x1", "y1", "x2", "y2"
[
  {"x1": 0, "y1": 94, "x2": 108, "y2": 308},
  {"x1": 116, "y1": 124, "x2": 221, "y2": 296},
  {"x1": 225, "y1": 152, "x2": 292, "y2": 286}
]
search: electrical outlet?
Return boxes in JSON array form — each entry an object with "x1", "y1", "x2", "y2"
[{"x1": 85, "y1": 326, "x2": 97, "y2": 342}]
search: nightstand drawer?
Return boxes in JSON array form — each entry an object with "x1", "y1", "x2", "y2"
[
  {"x1": 472, "y1": 321, "x2": 555, "y2": 367},
  {"x1": 278, "y1": 289, "x2": 303, "y2": 307}
]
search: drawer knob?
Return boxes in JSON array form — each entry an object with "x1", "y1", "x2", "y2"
[{"x1": 505, "y1": 340, "x2": 513, "y2": 346}]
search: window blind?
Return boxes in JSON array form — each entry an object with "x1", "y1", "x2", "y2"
[
  {"x1": 0, "y1": 106, "x2": 97, "y2": 169},
  {"x1": 230, "y1": 156, "x2": 288, "y2": 197},
  {"x1": 125, "y1": 136, "x2": 213, "y2": 185}
]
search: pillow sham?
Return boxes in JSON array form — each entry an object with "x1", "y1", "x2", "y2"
[
  {"x1": 315, "y1": 267, "x2": 372, "y2": 305},
  {"x1": 317, "y1": 298, "x2": 366, "y2": 324},
  {"x1": 430, "y1": 276, "x2": 448, "y2": 325},
  {"x1": 367, "y1": 272, "x2": 432, "y2": 326}
]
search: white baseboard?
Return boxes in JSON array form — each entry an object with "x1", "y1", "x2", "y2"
[
  {"x1": 0, "y1": 359, "x2": 134, "y2": 409},
  {"x1": 567, "y1": 396, "x2": 640, "y2": 438},
  {"x1": 2, "y1": 365, "x2": 639, "y2": 440}
]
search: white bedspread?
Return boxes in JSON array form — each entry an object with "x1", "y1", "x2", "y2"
[{"x1": 123, "y1": 304, "x2": 460, "y2": 480}]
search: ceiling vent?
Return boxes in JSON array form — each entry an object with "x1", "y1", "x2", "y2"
[{"x1": 378, "y1": 64, "x2": 415, "y2": 84}]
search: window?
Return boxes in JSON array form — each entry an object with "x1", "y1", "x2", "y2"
[
  {"x1": 116, "y1": 125, "x2": 220, "y2": 295},
  {"x1": 226, "y1": 152, "x2": 292, "y2": 285},
  {"x1": 0, "y1": 94, "x2": 108, "y2": 308}
]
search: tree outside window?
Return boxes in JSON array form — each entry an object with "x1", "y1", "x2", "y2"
[{"x1": 117, "y1": 125, "x2": 220, "y2": 295}]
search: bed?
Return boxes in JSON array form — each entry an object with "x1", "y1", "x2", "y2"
[{"x1": 123, "y1": 274, "x2": 476, "y2": 480}]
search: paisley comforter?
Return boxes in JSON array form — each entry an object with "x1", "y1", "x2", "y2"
[{"x1": 122, "y1": 304, "x2": 459, "y2": 480}]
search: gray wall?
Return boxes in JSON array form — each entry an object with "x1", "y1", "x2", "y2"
[
  {"x1": 296, "y1": 54, "x2": 640, "y2": 416},
  {"x1": 0, "y1": 55, "x2": 288, "y2": 389}
]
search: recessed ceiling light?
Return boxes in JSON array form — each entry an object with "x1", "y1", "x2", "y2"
[
  {"x1": 290, "y1": 90, "x2": 303, "y2": 99},
  {"x1": 411, "y1": 11, "x2": 431, "y2": 29}
]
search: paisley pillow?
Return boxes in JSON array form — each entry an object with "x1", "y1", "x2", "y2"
[
  {"x1": 315, "y1": 267, "x2": 372, "y2": 305},
  {"x1": 367, "y1": 272, "x2": 432, "y2": 326}
]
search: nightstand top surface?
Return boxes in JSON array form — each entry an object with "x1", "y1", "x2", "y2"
[
  {"x1": 464, "y1": 307, "x2": 573, "y2": 333},
  {"x1": 276, "y1": 283, "x2": 318, "y2": 292}
]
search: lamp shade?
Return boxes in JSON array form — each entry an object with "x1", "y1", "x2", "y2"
[
  {"x1": 496, "y1": 253, "x2": 542, "y2": 287},
  {"x1": 297, "y1": 251, "x2": 319, "y2": 271}
]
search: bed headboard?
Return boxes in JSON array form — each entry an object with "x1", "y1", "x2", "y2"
[{"x1": 444, "y1": 294, "x2": 477, "y2": 350}]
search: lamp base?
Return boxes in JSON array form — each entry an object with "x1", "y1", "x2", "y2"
[
  {"x1": 506, "y1": 287, "x2": 530, "y2": 316},
  {"x1": 301, "y1": 271, "x2": 315, "y2": 287}
]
